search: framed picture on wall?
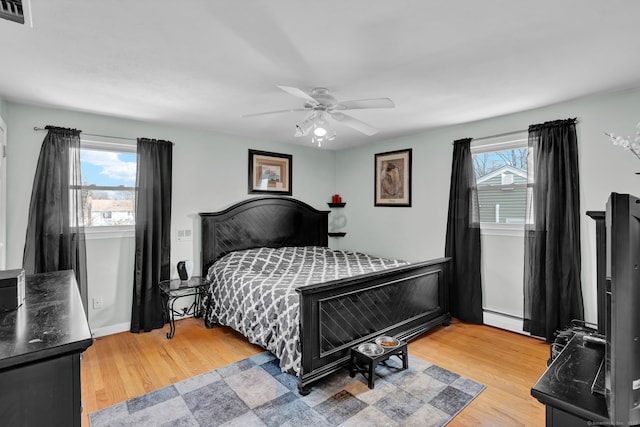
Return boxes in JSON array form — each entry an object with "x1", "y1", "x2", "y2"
[
  {"x1": 248, "y1": 149, "x2": 292, "y2": 195},
  {"x1": 375, "y1": 148, "x2": 412, "y2": 207}
]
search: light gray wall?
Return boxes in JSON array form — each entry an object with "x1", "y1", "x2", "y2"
[
  {"x1": 4, "y1": 101, "x2": 336, "y2": 333},
  {"x1": 5, "y1": 87, "x2": 640, "y2": 335},
  {"x1": 335, "y1": 87, "x2": 640, "y2": 330}
]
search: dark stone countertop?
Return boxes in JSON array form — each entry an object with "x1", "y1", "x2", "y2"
[{"x1": 0, "y1": 270, "x2": 93, "y2": 370}]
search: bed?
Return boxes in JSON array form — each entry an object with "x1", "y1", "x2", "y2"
[{"x1": 200, "y1": 196, "x2": 451, "y2": 394}]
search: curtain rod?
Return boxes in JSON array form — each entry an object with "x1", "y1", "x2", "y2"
[
  {"x1": 33, "y1": 126, "x2": 137, "y2": 141},
  {"x1": 456, "y1": 119, "x2": 581, "y2": 144},
  {"x1": 471, "y1": 129, "x2": 528, "y2": 142},
  {"x1": 451, "y1": 129, "x2": 527, "y2": 145}
]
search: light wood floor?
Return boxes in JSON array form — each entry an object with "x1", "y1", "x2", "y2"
[{"x1": 81, "y1": 318, "x2": 549, "y2": 426}]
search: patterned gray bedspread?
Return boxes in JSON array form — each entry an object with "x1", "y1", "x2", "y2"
[{"x1": 205, "y1": 246, "x2": 408, "y2": 375}]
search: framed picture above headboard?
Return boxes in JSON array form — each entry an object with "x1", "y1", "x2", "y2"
[{"x1": 248, "y1": 149, "x2": 292, "y2": 196}]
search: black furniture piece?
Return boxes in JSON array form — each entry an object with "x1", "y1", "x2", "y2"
[
  {"x1": 349, "y1": 340, "x2": 408, "y2": 389},
  {"x1": 603, "y1": 193, "x2": 640, "y2": 425},
  {"x1": 200, "y1": 196, "x2": 451, "y2": 394},
  {"x1": 586, "y1": 211, "x2": 606, "y2": 335},
  {"x1": 532, "y1": 195, "x2": 640, "y2": 426},
  {"x1": 531, "y1": 331, "x2": 609, "y2": 426},
  {"x1": 0, "y1": 270, "x2": 93, "y2": 427},
  {"x1": 159, "y1": 276, "x2": 209, "y2": 339}
]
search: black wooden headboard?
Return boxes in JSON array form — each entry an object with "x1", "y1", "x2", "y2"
[{"x1": 199, "y1": 197, "x2": 329, "y2": 276}]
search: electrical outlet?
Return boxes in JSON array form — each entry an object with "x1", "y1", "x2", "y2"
[
  {"x1": 92, "y1": 296, "x2": 103, "y2": 310},
  {"x1": 177, "y1": 229, "x2": 193, "y2": 241}
]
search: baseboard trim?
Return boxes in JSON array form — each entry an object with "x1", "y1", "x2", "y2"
[
  {"x1": 90, "y1": 313, "x2": 194, "y2": 338},
  {"x1": 93, "y1": 312, "x2": 525, "y2": 338},
  {"x1": 483, "y1": 310, "x2": 529, "y2": 336},
  {"x1": 91, "y1": 322, "x2": 130, "y2": 338}
]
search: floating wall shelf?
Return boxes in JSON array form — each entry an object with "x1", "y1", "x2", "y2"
[{"x1": 328, "y1": 232, "x2": 347, "y2": 237}]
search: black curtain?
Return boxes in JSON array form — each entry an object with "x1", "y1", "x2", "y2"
[
  {"x1": 23, "y1": 126, "x2": 88, "y2": 313},
  {"x1": 130, "y1": 138, "x2": 173, "y2": 333},
  {"x1": 445, "y1": 138, "x2": 483, "y2": 324},
  {"x1": 524, "y1": 118, "x2": 583, "y2": 342}
]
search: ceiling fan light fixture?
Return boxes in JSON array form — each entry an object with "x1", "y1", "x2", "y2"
[
  {"x1": 311, "y1": 126, "x2": 336, "y2": 147},
  {"x1": 245, "y1": 86, "x2": 393, "y2": 147},
  {"x1": 294, "y1": 116, "x2": 315, "y2": 137},
  {"x1": 311, "y1": 113, "x2": 334, "y2": 145},
  {"x1": 313, "y1": 126, "x2": 327, "y2": 137}
]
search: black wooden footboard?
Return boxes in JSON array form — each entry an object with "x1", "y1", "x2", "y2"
[{"x1": 296, "y1": 257, "x2": 451, "y2": 394}]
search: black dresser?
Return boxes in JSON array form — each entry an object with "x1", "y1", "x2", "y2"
[
  {"x1": 531, "y1": 331, "x2": 609, "y2": 426},
  {"x1": 0, "y1": 270, "x2": 93, "y2": 426}
]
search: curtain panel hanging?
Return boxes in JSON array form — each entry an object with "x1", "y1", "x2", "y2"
[
  {"x1": 23, "y1": 125, "x2": 88, "y2": 313},
  {"x1": 445, "y1": 138, "x2": 483, "y2": 324},
  {"x1": 130, "y1": 137, "x2": 173, "y2": 333},
  {"x1": 524, "y1": 118, "x2": 584, "y2": 342}
]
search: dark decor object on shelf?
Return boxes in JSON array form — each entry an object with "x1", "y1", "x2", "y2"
[{"x1": 248, "y1": 149, "x2": 292, "y2": 195}]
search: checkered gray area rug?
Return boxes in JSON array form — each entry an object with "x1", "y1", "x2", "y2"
[{"x1": 89, "y1": 352, "x2": 484, "y2": 427}]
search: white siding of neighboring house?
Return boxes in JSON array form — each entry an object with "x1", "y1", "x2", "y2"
[
  {"x1": 85, "y1": 197, "x2": 135, "y2": 226},
  {"x1": 477, "y1": 168, "x2": 527, "y2": 224}
]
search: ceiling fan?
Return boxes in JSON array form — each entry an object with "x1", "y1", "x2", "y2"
[{"x1": 243, "y1": 86, "x2": 395, "y2": 146}]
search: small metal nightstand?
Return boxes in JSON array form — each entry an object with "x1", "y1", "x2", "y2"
[{"x1": 158, "y1": 276, "x2": 209, "y2": 339}]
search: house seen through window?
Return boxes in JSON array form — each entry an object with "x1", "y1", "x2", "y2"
[
  {"x1": 79, "y1": 141, "x2": 136, "y2": 227},
  {"x1": 472, "y1": 138, "x2": 530, "y2": 225}
]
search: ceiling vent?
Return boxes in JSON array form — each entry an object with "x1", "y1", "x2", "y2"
[{"x1": 1, "y1": 0, "x2": 24, "y2": 24}]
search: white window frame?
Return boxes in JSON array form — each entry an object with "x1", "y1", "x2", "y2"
[
  {"x1": 471, "y1": 133, "x2": 529, "y2": 237},
  {"x1": 80, "y1": 139, "x2": 137, "y2": 240}
]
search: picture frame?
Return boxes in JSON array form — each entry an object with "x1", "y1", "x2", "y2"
[
  {"x1": 374, "y1": 148, "x2": 412, "y2": 207},
  {"x1": 248, "y1": 149, "x2": 292, "y2": 195}
]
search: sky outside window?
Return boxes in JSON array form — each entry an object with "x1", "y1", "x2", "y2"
[
  {"x1": 80, "y1": 149, "x2": 136, "y2": 186},
  {"x1": 79, "y1": 148, "x2": 136, "y2": 226}
]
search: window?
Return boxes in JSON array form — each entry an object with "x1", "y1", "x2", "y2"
[
  {"x1": 471, "y1": 135, "x2": 531, "y2": 229},
  {"x1": 79, "y1": 140, "x2": 136, "y2": 229}
]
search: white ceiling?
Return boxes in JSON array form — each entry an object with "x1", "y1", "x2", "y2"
[{"x1": 1, "y1": 1, "x2": 640, "y2": 150}]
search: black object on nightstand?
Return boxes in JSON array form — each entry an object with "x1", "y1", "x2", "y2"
[
  {"x1": 349, "y1": 337, "x2": 408, "y2": 389},
  {"x1": 159, "y1": 276, "x2": 209, "y2": 339}
]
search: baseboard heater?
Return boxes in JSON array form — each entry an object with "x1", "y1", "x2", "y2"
[{"x1": 483, "y1": 308, "x2": 528, "y2": 335}]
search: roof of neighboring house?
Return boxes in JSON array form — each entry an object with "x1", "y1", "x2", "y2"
[
  {"x1": 90, "y1": 199, "x2": 134, "y2": 211},
  {"x1": 477, "y1": 165, "x2": 527, "y2": 184}
]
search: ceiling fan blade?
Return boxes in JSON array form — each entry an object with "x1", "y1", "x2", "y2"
[
  {"x1": 242, "y1": 108, "x2": 308, "y2": 118},
  {"x1": 277, "y1": 85, "x2": 319, "y2": 105},
  {"x1": 330, "y1": 112, "x2": 379, "y2": 136},
  {"x1": 335, "y1": 98, "x2": 395, "y2": 110}
]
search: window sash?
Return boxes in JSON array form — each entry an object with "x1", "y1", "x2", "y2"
[
  {"x1": 472, "y1": 135, "x2": 531, "y2": 226},
  {"x1": 77, "y1": 139, "x2": 137, "y2": 228}
]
